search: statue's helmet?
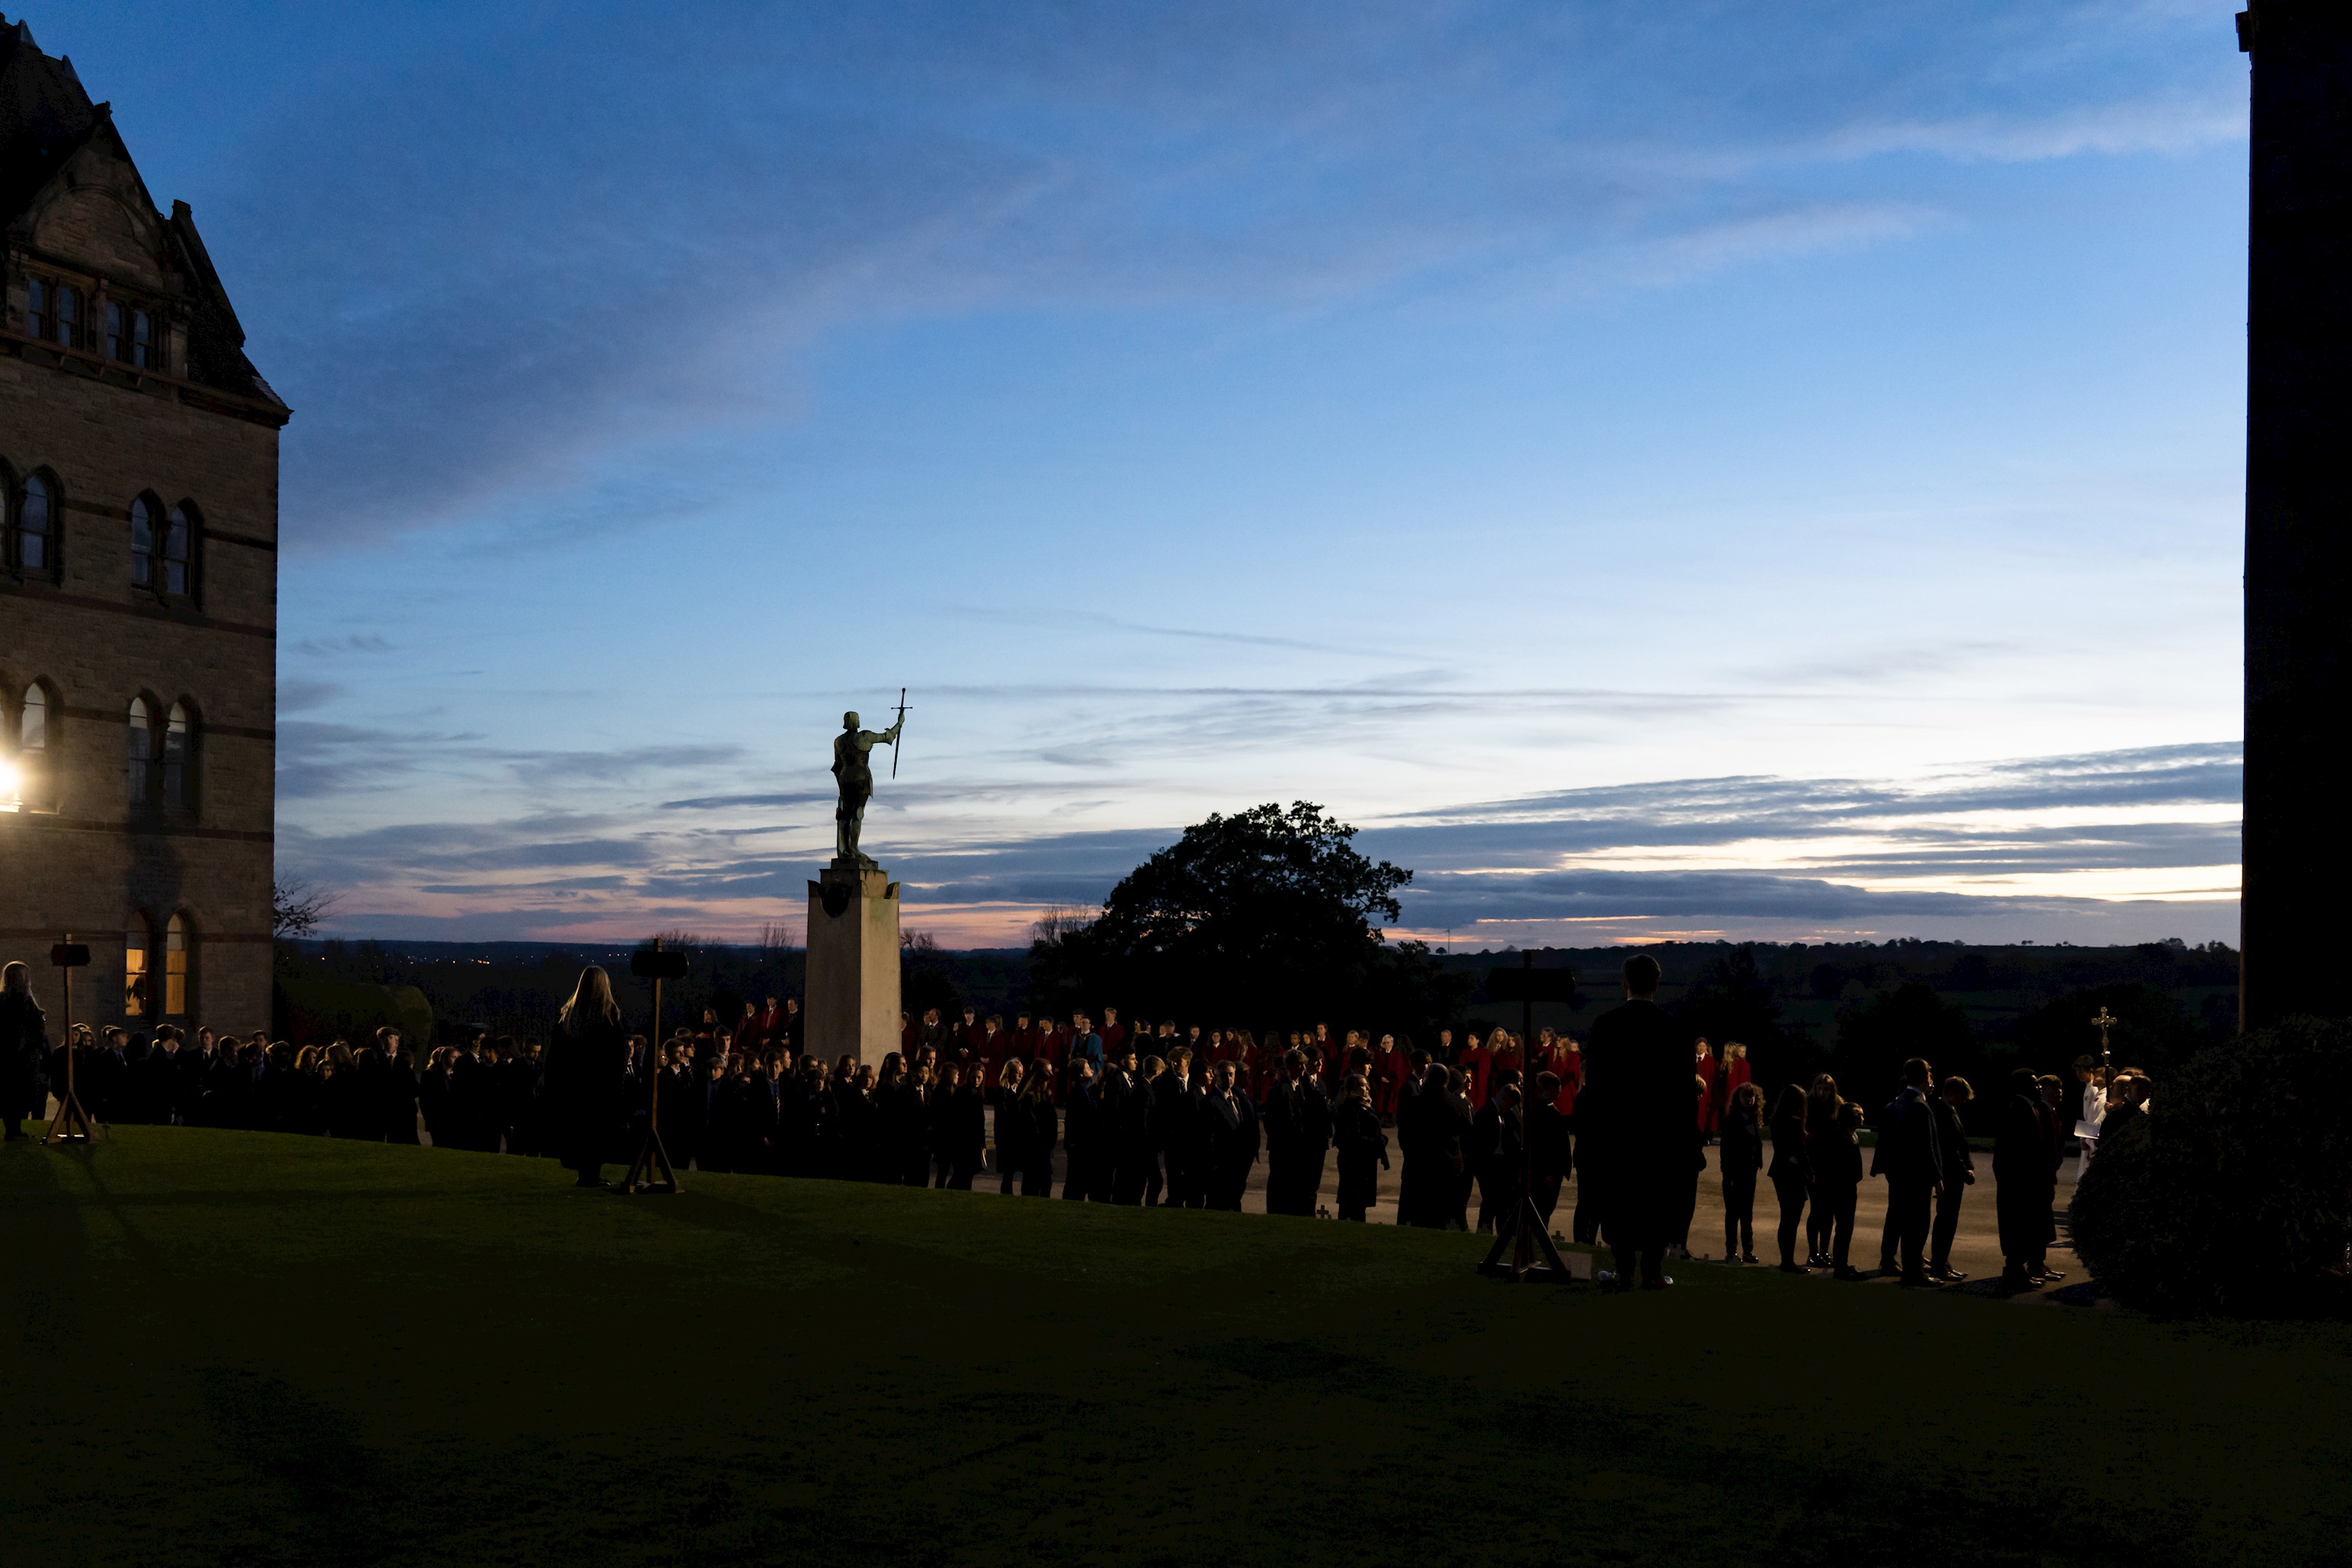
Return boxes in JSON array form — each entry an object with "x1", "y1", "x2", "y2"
[{"x1": 843, "y1": 710, "x2": 859, "y2": 729}]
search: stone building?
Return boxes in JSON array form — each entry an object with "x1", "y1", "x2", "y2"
[{"x1": 1, "y1": 16, "x2": 288, "y2": 1034}]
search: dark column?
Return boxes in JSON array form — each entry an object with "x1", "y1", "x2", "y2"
[{"x1": 2240, "y1": 5, "x2": 2352, "y2": 1030}]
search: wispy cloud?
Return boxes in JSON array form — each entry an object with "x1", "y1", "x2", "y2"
[
  {"x1": 283, "y1": 739, "x2": 2241, "y2": 945},
  {"x1": 153, "y1": 0, "x2": 2243, "y2": 555}
]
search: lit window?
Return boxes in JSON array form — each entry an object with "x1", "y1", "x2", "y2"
[
  {"x1": 130, "y1": 496, "x2": 154, "y2": 588},
  {"x1": 127, "y1": 696, "x2": 153, "y2": 805},
  {"x1": 125, "y1": 923, "x2": 149, "y2": 1017},
  {"x1": 18, "y1": 472, "x2": 50, "y2": 570},
  {"x1": 164, "y1": 701, "x2": 191, "y2": 808},
  {"x1": 12, "y1": 684, "x2": 45, "y2": 811},
  {"x1": 53, "y1": 283, "x2": 79, "y2": 348},
  {"x1": 165, "y1": 914, "x2": 188, "y2": 1017},
  {"x1": 163, "y1": 505, "x2": 190, "y2": 595},
  {"x1": 26, "y1": 276, "x2": 47, "y2": 339}
]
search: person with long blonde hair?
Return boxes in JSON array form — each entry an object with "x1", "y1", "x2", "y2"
[{"x1": 541, "y1": 965, "x2": 629, "y2": 1187}]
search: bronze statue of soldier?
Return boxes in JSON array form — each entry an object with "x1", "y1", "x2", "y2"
[{"x1": 831, "y1": 708, "x2": 904, "y2": 862}]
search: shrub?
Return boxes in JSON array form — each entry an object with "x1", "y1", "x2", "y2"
[{"x1": 2069, "y1": 1018, "x2": 2352, "y2": 1316}]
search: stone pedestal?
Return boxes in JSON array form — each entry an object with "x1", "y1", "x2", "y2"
[{"x1": 805, "y1": 858, "x2": 901, "y2": 1068}]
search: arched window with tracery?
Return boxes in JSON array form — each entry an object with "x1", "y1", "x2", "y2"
[
  {"x1": 164, "y1": 913, "x2": 190, "y2": 1018},
  {"x1": 11, "y1": 682, "x2": 49, "y2": 812},
  {"x1": 127, "y1": 696, "x2": 154, "y2": 806},
  {"x1": 125, "y1": 918, "x2": 151, "y2": 1018},
  {"x1": 164, "y1": 504, "x2": 193, "y2": 596},
  {"x1": 130, "y1": 495, "x2": 155, "y2": 588},
  {"x1": 163, "y1": 701, "x2": 194, "y2": 810},
  {"x1": 11, "y1": 470, "x2": 56, "y2": 574}
]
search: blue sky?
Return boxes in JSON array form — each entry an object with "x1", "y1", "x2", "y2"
[{"x1": 45, "y1": 1, "x2": 2246, "y2": 946}]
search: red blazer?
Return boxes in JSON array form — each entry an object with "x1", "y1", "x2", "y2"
[
  {"x1": 1459, "y1": 1043, "x2": 1491, "y2": 1108},
  {"x1": 1100, "y1": 1023, "x2": 1128, "y2": 1059},
  {"x1": 1034, "y1": 1029, "x2": 1066, "y2": 1066},
  {"x1": 1556, "y1": 1047, "x2": 1584, "y2": 1114}
]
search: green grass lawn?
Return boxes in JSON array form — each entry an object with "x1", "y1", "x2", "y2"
[{"x1": 5, "y1": 1130, "x2": 2347, "y2": 1567}]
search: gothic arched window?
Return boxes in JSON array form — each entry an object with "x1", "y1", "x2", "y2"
[
  {"x1": 163, "y1": 504, "x2": 193, "y2": 596},
  {"x1": 125, "y1": 918, "x2": 151, "y2": 1018},
  {"x1": 11, "y1": 682, "x2": 47, "y2": 811},
  {"x1": 13, "y1": 470, "x2": 54, "y2": 573},
  {"x1": 130, "y1": 495, "x2": 156, "y2": 589},
  {"x1": 163, "y1": 701, "x2": 194, "y2": 809},
  {"x1": 126, "y1": 696, "x2": 154, "y2": 806},
  {"x1": 164, "y1": 913, "x2": 190, "y2": 1018}
]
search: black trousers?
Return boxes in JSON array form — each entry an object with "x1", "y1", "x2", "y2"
[
  {"x1": 1533, "y1": 1172, "x2": 1563, "y2": 1224},
  {"x1": 1996, "y1": 1182, "x2": 2042, "y2": 1267},
  {"x1": 948, "y1": 1159, "x2": 979, "y2": 1191},
  {"x1": 1885, "y1": 1179, "x2": 1933, "y2": 1278},
  {"x1": 1267, "y1": 1152, "x2": 1311, "y2": 1215},
  {"x1": 1112, "y1": 1154, "x2": 1149, "y2": 1205},
  {"x1": 1062, "y1": 1148, "x2": 1089, "y2": 1200},
  {"x1": 1820, "y1": 1181, "x2": 1859, "y2": 1269},
  {"x1": 1722, "y1": 1174, "x2": 1756, "y2": 1259},
  {"x1": 1771, "y1": 1173, "x2": 1808, "y2": 1265},
  {"x1": 1806, "y1": 1181, "x2": 1834, "y2": 1259},
  {"x1": 1205, "y1": 1162, "x2": 1246, "y2": 1211},
  {"x1": 1021, "y1": 1163, "x2": 1051, "y2": 1197},
  {"x1": 1932, "y1": 1181, "x2": 1965, "y2": 1269},
  {"x1": 1570, "y1": 1170, "x2": 1602, "y2": 1244}
]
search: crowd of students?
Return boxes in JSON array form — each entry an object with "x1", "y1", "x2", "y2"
[{"x1": 0, "y1": 956, "x2": 2150, "y2": 1294}]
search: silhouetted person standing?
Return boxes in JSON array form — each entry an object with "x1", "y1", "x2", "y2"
[
  {"x1": 1581, "y1": 955, "x2": 1696, "y2": 1290},
  {"x1": 0, "y1": 962, "x2": 47, "y2": 1141},
  {"x1": 1333, "y1": 1080, "x2": 1388, "y2": 1221},
  {"x1": 1718, "y1": 1080, "x2": 1764, "y2": 1264},
  {"x1": 1991, "y1": 1067, "x2": 2049, "y2": 1289},
  {"x1": 1873, "y1": 1058, "x2": 1944, "y2": 1285},
  {"x1": 1264, "y1": 1049, "x2": 1329, "y2": 1216},
  {"x1": 1197, "y1": 1062, "x2": 1259, "y2": 1211},
  {"x1": 1766, "y1": 1085, "x2": 1811, "y2": 1272},
  {"x1": 541, "y1": 966, "x2": 629, "y2": 1188},
  {"x1": 1929, "y1": 1076, "x2": 1975, "y2": 1282},
  {"x1": 1529, "y1": 1070, "x2": 1570, "y2": 1224}
]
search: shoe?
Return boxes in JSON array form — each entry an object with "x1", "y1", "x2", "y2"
[
  {"x1": 1721, "y1": 1256, "x2": 1744, "y2": 1266},
  {"x1": 1900, "y1": 1272, "x2": 1936, "y2": 1288},
  {"x1": 2000, "y1": 1269, "x2": 2034, "y2": 1291},
  {"x1": 1642, "y1": 1275, "x2": 1674, "y2": 1290},
  {"x1": 1779, "y1": 1262, "x2": 1808, "y2": 1274},
  {"x1": 1832, "y1": 1266, "x2": 1867, "y2": 1281},
  {"x1": 1932, "y1": 1268, "x2": 1968, "y2": 1283},
  {"x1": 1742, "y1": 1253, "x2": 1759, "y2": 1265},
  {"x1": 1877, "y1": 1256, "x2": 1897, "y2": 1275},
  {"x1": 2037, "y1": 1269, "x2": 2067, "y2": 1283}
]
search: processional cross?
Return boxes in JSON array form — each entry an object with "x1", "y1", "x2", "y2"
[{"x1": 2089, "y1": 1005, "x2": 2118, "y2": 1081}]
